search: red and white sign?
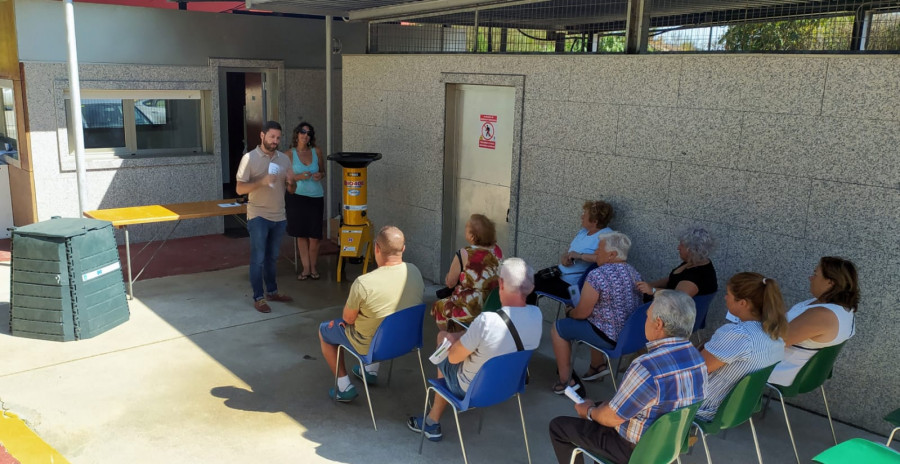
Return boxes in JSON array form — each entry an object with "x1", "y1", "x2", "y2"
[{"x1": 479, "y1": 114, "x2": 497, "y2": 149}]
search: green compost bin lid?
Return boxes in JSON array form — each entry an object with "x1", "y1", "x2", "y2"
[{"x1": 12, "y1": 217, "x2": 113, "y2": 239}]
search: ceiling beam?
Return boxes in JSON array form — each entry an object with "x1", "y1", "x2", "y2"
[{"x1": 350, "y1": 0, "x2": 549, "y2": 22}]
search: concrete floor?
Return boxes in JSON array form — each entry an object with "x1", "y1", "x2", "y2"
[{"x1": 0, "y1": 256, "x2": 889, "y2": 463}]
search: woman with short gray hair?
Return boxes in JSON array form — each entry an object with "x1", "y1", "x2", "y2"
[
  {"x1": 636, "y1": 227, "x2": 718, "y2": 299},
  {"x1": 550, "y1": 232, "x2": 643, "y2": 394}
]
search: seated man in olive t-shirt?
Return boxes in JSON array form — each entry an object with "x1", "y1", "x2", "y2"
[{"x1": 318, "y1": 226, "x2": 424, "y2": 401}]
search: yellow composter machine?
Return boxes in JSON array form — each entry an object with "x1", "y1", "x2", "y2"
[{"x1": 326, "y1": 152, "x2": 382, "y2": 282}]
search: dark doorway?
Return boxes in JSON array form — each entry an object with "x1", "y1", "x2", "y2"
[{"x1": 222, "y1": 71, "x2": 266, "y2": 238}]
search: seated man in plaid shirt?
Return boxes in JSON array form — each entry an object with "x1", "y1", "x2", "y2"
[{"x1": 549, "y1": 290, "x2": 708, "y2": 464}]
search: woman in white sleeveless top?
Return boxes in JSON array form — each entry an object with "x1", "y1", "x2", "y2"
[{"x1": 769, "y1": 257, "x2": 859, "y2": 386}]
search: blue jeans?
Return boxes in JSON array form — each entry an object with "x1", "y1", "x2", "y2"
[{"x1": 247, "y1": 216, "x2": 286, "y2": 301}]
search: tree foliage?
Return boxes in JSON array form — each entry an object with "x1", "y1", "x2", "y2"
[{"x1": 719, "y1": 18, "x2": 852, "y2": 51}]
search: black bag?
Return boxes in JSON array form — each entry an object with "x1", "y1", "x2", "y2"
[
  {"x1": 536, "y1": 265, "x2": 562, "y2": 281},
  {"x1": 435, "y1": 250, "x2": 464, "y2": 299}
]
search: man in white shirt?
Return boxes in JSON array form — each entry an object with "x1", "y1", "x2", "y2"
[
  {"x1": 235, "y1": 121, "x2": 294, "y2": 313},
  {"x1": 408, "y1": 257, "x2": 542, "y2": 442}
]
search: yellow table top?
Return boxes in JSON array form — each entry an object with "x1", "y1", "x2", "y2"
[{"x1": 84, "y1": 199, "x2": 247, "y2": 227}]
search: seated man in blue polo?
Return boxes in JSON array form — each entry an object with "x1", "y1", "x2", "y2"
[
  {"x1": 407, "y1": 257, "x2": 542, "y2": 441},
  {"x1": 318, "y1": 225, "x2": 424, "y2": 401},
  {"x1": 549, "y1": 290, "x2": 707, "y2": 464}
]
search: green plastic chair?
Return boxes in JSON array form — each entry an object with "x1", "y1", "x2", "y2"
[
  {"x1": 765, "y1": 342, "x2": 847, "y2": 464},
  {"x1": 570, "y1": 402, "x2": 702, "y2": 464},
  {"x1": 812, "y1": 438, "x2": 900, "y2": 464},
  {"x1": 483, "y1": 286, "x2": 501, "y2": 312},
  {"x1": 692, "y1": 364, "x2": 778, "y2": 464},
  {"x1": 886, "y1": 408, "x2": 900, "y2": 447},
  {"x1": 450, "y1": 286, "x2": 500, "y2": 330}
]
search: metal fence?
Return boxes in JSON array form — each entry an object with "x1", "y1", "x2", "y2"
[{"x1": 368, "y1": 0, "x2": 900, "y2": 53}]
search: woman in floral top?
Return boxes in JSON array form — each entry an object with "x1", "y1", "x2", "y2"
[
  {"x1": 432, "y1": 214, "x2": 502, "y2": 332},
  {"x1": 550, "y1": 232, "x2": 643, "y2": 394}
]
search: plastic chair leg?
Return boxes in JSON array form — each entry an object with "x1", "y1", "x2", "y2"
[
  {"x1": 569, "y1": 448, "x2": 582, "y2": 464},
  {"x1": 332, "y1": 347, "x2": 342, "y2": 405},
  {"x1": 416, "y1": 348, "x2": 427, "y2": 393},
  {"x1": 699, "y1": 428, "x2": 713, "y2": 464},
  {"x1": 357, "y1": 356, "x2": 377, "y2": 430},
  {"x1": 419, "y1": 387, "x2": 432, "y2": 455},
  {"x1": 821, "y1": 386, "x2": 837, "y2": 445},
  {"x1": 516, "y1": 393, "x2": 533, "y2": 464},
  {"x1": 749, "y1": 417, "x2": 764, "y2": 464},
  {"x1": 387, "y1": 358, "x2": 395, "y2": 386},
  {"x1": 452, "y1": 406, "x2": 469, "y2": 464},
  {"x1": 609, "y1": 355, "x2": 620, "y2": 391},
  {"x1": 887, "y1": 428, "x2": 899, "y2": 447},
  {"x1": 769, "y1": 386, "x2": 801, "y2": 464}
]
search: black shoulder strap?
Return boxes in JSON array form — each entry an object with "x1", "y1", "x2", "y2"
[{"x1": 496, "y1": 309, "x2": 524, "y2": 352}]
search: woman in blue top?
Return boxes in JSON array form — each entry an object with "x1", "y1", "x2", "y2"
[
  {"x1": 526, "y1": 200, "x2": 614, "y2": 305},
  {"x1": 285, "y1": 122, "x2": 326, "y2": 280}
]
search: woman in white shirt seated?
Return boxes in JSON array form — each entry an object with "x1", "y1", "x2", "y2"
[
  {"x1": 768, "y1": 257, "x2": 859, "y2": 386},
  {"x1": 697, "y1": 272, "x2": 787, "y2": 421},
  {"x1": 526, "y1": 200, "x2": 614, "y2": 305}
]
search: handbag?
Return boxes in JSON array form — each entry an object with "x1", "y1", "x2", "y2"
[
  {"x1": 536, "y1": 265, "x2": 562, "y2": 281},
  {"x1": 435, "y1": 250, "x2": 464, "y2": 299}
]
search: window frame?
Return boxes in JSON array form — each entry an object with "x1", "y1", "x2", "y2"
[{"x1": 65, "y1": 89, "x2": 208, "y2": 158}]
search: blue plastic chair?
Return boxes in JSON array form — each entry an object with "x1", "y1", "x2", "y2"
[
  {"x1": 691, "y1": 292, "x2": 717, "y2": 343},
  {"x1": 692, "y1": 292, "x2": 716, "y2": 332},
  {"x1": 418, "y1": 350, "x2": 534, "y2": 464},
  {"x1": 536, "y1": 263, "x2": 597, "y2": 320},
  {"x1": 571, "y1": 301, "x2": 650, "y2": 391},
  {"x1": 334, "y1": 303, "x2": 427, "y2": 430}
]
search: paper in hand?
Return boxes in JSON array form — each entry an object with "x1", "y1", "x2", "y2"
[
  {"x1": 564, "y1": 385, "x2": 585, "y2": 404},
  {"x1": 268, "y1": 162, "x2": 281, "y2": 188},
  {"x1": 429, "y1": 338, "x2": 453, "y2": 365}
]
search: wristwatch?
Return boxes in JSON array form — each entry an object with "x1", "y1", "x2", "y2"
[{"x1": 586, "y1": 406, "x2": 596, "y2": 422}]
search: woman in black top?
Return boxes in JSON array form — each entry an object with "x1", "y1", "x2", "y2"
[{"x1": 636, "y1": 227, "x2": 718, "y2": 298}]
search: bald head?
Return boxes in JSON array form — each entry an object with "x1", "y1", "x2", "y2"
[{"x1": 375, "y1": 226, "x2": 405, "y2": 257}]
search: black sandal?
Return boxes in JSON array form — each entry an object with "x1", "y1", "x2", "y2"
[
  {"x1": 552, "y1": 379, "x2": 580, "y2": 395},
  {"x1": 582, "y1": 363, "x2": 610, "y2": 381}
]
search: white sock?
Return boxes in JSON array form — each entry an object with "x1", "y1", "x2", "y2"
[
  {"x1": 337, "y1": 376, "x2": 351, "y2": 391},
  {"x1": 365, "y1": 363, "x2": 380, "y2": 375}
]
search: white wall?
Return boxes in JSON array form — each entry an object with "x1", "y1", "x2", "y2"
[{"x1": 15, "y1": 0, "x2": 367, "y2": 69}]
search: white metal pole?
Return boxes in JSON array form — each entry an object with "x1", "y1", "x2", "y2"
[
  {"x1": 325, "y1": 15, "x2": 334, "y2": 238},
  {"x1": 65, "y1": 0, "x2": 88, "y2": 215}
]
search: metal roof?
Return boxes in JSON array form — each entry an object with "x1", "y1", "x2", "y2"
[{"x1": 246, "y1": 0, "x2": 900, "y2": 29}]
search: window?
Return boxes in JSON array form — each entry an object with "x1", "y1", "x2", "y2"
[
  {"x1": 0, "y1": 79, "x2": 19, "y2": 161},
  {"x1": 65, "y1": 90, "x2": 207, "y2": 157}
]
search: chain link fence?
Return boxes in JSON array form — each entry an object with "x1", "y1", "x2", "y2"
[{"x1": 368, "y1": 0, "x2": 900, "y2": 53}]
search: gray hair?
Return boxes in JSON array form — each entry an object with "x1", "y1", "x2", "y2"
[
  {"x1": 599, "y1": 232, "x2": 632, "y2": 261},
  {"x1": 499, "y1": 258, "x2": 534, "y2": 296},
  {"x1": 650, "y1": 290, "x2": 696, "y2": 339},
  {"x1": 678, "y1": 227, "x2": 716, "y2": 264}
]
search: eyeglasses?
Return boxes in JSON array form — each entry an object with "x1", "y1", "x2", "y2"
[{"x1": 299, "y1": 128, "x2": 313, "y2": 135}]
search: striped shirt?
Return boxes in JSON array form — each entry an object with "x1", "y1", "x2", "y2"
[
  {"x1": 697, "y1": 321, "x2": 784, "y2": 421},
  {"x1": 609, "y1": 337, "x2": 707, "y2": 444}
]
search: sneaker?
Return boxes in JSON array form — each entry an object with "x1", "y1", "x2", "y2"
[
  {"x1": 328, "y1": 384, "x2": 358, "y2": 403},
  {"x1": 352, "y1": 366, "x2": 378, "y2": 386},
  {"x1": 254, "y1": 299, "x2": 272, "y2": 313},
  {"x1": 266, "y1": 292, "x2": 293, "y2": 302},
  {"x1": 407, "y1": 415, "x2": 442, "y2": 442}
]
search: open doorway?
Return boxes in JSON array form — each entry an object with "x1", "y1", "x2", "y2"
[{"x1": 221, "y1": 70, "x2": 268, "y2": 237}]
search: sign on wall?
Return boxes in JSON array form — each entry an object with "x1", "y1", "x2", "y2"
[{"x1": 478, "y1": 114, "x2": 496, "y2": 150}]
